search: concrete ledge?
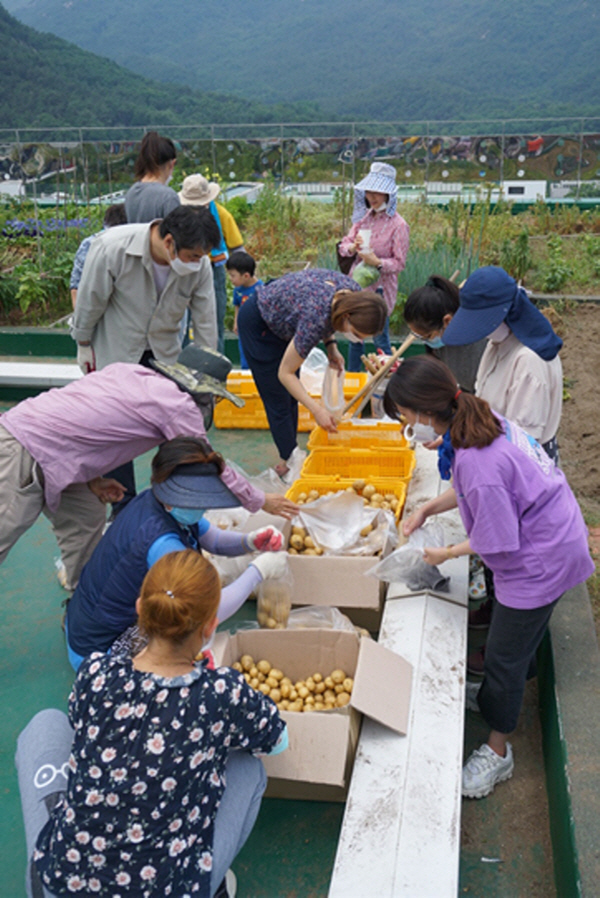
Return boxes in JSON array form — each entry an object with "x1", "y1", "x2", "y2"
[{"x1": 539, "y1": 583, "x2": 600, "y2": 897}]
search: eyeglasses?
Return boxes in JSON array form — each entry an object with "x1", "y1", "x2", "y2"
[{"x1": 408, "y1": 327, "x2": 443, "y2": 343}]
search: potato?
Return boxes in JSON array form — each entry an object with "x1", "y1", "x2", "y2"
[
  {"x1": 240, "y1": 654, "x2": 254, "y2": 672},
  {"x1": 289, "y1": 700, "x2": 303, "y2": 712},
  {"x1": 303, "y1": 704, "x2": 315, "y2": 712},
  {"x1": 353, "y1": 478, "x2": 366, "y2": 492},
  {"x1": 290, "y1": 534, "x2": 304, "y2": 550},
  {"x1": 257, "y1": 611, "x2": 269, "y2": 626},
  {"x1": 314, "y1": 702, "x2": 325, "y2": 711},
  {"x1": 314, "y1": 681, "x2": 326, "y2": 694},
  {"x1": 304, "y1": 536, "x2": 316, "y2": 549},
  {"x1": 360, "y1": 524, "x2": 373, "y2": 538},
  {"x1": 304, "y1": 694, "x2": 315, "y2": 705},
  {"x1": 370, "y1": 492, "x2": 383, "y2": 504},
  {"x1": 305, "y1": 677, "x2": 316, "y2": 692},
  {"x1": 266, "y1": 617, "x2": 277, "y2": 629},
  {"x1": 307, "y1": 489, "x2": 320, "y2": 501},
  {"x1": 330, "y1": 669, "x2": 346, "y2": 684},
  {"x1": 303, "y1": 548, "x2": 318, "y2": 556},
  {"x1": 278, "y1": 699, "x2": 290, "y2": 711},
  {"x1": 288, "y1": 547, "x2": 299, "y2": 555},
  {"x1": 297, "y1": 492, "x2": 307, "y2": 501},
  {"x1": 298, "y1": 685, "x2": 309, "y2": 699},
  {"x1": 257, "y1": 660, "x2": 272, "y2": 675},
  {"x1": 280, "y1": 683, "x2": 290, "y2": 698},
  {"x1": 323, "y1": 689, "x2": 336, "y2": 703},
  {"x1": 232, "y1": 661, "x2": 243, "y2": 672},
  {"x1": 266, "y1": 676, "x2": 279, "y2": 689},
  {"x1": 292, "y1": 525, "x2": 307, "y2": 538},
  {"x1": 343, "y1": 677, "x2": 354, "y2": 693},
  {"x1": 258, "y1": 683, "x2": 271, "y2": 695},
  {"x1": 257, "y1": 672, "x2": 266, "y2": 683},
  {"x1": 312, "y1": 672, "x2": 323, "y2": 683},
  {"x1": 270, "y1": 668, "x2": 284, "y2": 681},
  {"x1": 324, "y1": 676, "x2": 335, "y2": 689},
  {"x1": 289, "y1": 688, "x2": 298, "y2": 701},
  {"x1": 336, "y1": 692, "x2": 351, "y2": 707},
  {"x1": 270, "y1": 688, "x2": 282, "y2": 703},
  {"x1": 362, "y1": 484, "x2": 376, "y2": 499},
  {"x1": 250, "y1": 677, "x2": 260, "y2": 689},
  {"x1": 249, "y1": 666, "x2": 258, "y2": 678}
]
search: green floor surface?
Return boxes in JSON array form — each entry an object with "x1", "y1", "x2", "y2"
[{"x1": 0, "y1": 428, "x2": 555, "y2": 896}]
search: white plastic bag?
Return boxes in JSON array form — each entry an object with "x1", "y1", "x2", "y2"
[
  {"x1": 300, "y1": 347, "x2": 328, "y2": 395},
  {"x1": 366, "y1": 521, "x2": 447, "y2": 585},
  {"x1": 294, "y1": 491, "x2": 398, "y2": 556},
  {"x1": 286, "y1": 605, "x2": 356, "y2": 633},
  {"x1": 322, "y1": 364, "x2": 346, "y2": 417}
]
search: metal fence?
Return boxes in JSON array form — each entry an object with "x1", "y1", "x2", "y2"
[{"x1": 2, "y1": 117, "x2": 600, "y2": 205}]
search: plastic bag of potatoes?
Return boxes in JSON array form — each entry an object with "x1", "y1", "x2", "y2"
[{"x1": 256, "y1": 569, "x2": 293, "y2": 629}]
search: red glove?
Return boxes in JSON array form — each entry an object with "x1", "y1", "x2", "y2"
[{"x1": 246, "y1": 526, "x2": 284, "y2": 552}]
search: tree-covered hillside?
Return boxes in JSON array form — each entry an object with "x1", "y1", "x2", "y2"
[
  {"x1": 4, "y1": 0, "x2": 600, "y2": 121},
  {"x1": 0, "y1": 4, "x2": 325, "y2": 128}
]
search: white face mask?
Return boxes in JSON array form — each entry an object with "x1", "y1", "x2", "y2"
[
  {"x1": 488, "y1": 321, "x2": 510, "y2": 343},
  {"x1": 404, "y1": 414, "x2": 438, "y2": 444},
  {"x1": 341, "y1": 325, "x2": 363, "y2": 344},
  {"x1": 170, "y1": 255, "x2": 202, "y2": 276}
]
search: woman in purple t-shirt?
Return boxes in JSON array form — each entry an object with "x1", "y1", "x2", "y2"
[{"x1": 383, "y1": 355, "x2": 594, "y2": 800}]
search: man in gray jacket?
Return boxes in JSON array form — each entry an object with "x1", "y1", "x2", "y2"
[{"x1": 71, "y1": 205, "x2": 220, "y2": 373}]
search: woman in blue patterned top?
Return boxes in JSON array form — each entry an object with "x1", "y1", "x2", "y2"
[
  {"x1": 16, "y1": 550, "x2": 287, "y2": 898},
  {"x1": 237, "y1": 268, "x2": 387, "y2": 478}
]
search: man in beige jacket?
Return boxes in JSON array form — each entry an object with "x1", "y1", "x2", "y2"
[{"x1": 71, "y1": 205, "x2": 220, "y2": 373}]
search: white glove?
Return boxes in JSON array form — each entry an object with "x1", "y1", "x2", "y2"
[
  {"x1": 251, "y1": 552, "x2": 289, "y2": 581},
  {"x1": 77, "y1": 344, "x2": 96, "y2": 374},
  {"x1": 245, "y1": 526, "x2": 284, "y2": 552}
]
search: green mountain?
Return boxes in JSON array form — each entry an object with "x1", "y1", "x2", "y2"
[
  {"x1": 3, "y1": 0, "x2": 600, "y2": 121},
  {"x1": 0, "y1": 4, "x2": 324, "y2": 128}
]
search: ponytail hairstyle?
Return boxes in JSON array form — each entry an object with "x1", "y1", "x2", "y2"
[
  {"x1": 404, "y1": 275, "x2": 459, "y2": 333},
  {"x1": 151, "y1": 436, "x2": 225, "y2": 484},
  {"x1": 383, "y1": 355, "x2": 502, "y2": 449},
  {"x1": 331, "y1": 289, "x2": 387, "y2": 335},
  {"x1": 137, "y1": 550, "x2": 221, "y2": 643},
  {"x1": 134, "y1": 131, "x2": 177, "y2": 180}
]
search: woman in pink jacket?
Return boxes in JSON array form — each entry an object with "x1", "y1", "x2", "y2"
[{"x1": 338, "y1": 161, "x2": 410, "y2": 370}]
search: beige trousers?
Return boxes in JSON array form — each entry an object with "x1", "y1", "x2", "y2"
[{"x1": 0, "y1": 426, "x2": 106, "y2": 590}]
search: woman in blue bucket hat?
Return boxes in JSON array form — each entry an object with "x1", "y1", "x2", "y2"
[{"x1": 337, "y1": 162, "x2": 410, "y2": 370}]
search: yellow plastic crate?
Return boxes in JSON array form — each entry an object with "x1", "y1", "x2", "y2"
[
  {"x1": 285, "y1": 475, "x2": 408, "y2": 522},
  {"x1": 214, "y1": 371, "x2": 369, "y2": 431},
  {"x1": 301, "y1": 446, "x2": 416, "y2": 481},
  {"x1": 307, "y1": 419, "x2": 408, "y2": 450}
]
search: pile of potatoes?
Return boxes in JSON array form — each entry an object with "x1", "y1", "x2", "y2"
[
  {"x1": 288, "y1": 479, "x2": 400, "y2": 556},
  {"x1": 257, "y1": 580, "x2": 291, "y2": 629},
  {"x1": 233, "y1": 654, "x2": 353, "y2": 712}
]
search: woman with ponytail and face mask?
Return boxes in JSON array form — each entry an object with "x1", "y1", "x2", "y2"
[
  {"x1": 64, "y1": 436, "x2": 288, "y2": 672},
  {"x1": 384, "y1": 355, "x2": 593, "y2": 800},
  {"x1": 17, "y1": 550, "x2": 286, "y2": 898}
]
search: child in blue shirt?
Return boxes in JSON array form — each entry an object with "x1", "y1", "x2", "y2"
[{"x1": 226, "y1": 251, "x2": 263, "y2": 369}]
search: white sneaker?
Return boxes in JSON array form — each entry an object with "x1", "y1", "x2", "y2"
[
  {"x1": 462, "y1": 742, "x2": 514, "y2": 798},
  {"x1": 54, "y1": 558, "x2": 69, "y2": 591},
  {"x1": 465, "y1": 680, "x2": 481, "y2": 712},
  {"x1": 225, "y1": 870, "x2": 237, "y2": 897}
]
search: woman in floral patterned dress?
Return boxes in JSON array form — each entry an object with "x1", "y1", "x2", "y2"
[{"x1": 16, "y1": 550, "x2": 287, "y2": 897}]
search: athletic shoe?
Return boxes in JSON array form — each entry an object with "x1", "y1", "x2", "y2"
[
  {"x1": 468, "y1": 598, "x2": 493, "y2": 630},
  {"x1": 462, "y1": 742, "x2": 514, "y2": 798},
  {"x1": 468, "y1": 568, "x2": 487, "y2": 601},
  {"x1": 465, "y1": 680, "x2": 481, "y2": 712},
  {"x1": 214, "y1": 869, "x2": 237, "y2": 898},
  {"x1": 55, "y1": 557, "x2": 69, "y2": 590},
  {"x1": 467, "y1": 645, "x2": 485, "y2": 675}
]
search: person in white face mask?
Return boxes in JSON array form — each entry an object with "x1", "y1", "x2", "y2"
[
  {"x1": 124, "y1": 130, "x2": 180, "y2": 224},
  {"x1": 237, "y1": 269, "x2": 387, "y2": 478},
  {"x1": 337, "y1": 162, "x2": 410, "y2": 371},
  {"x1": 71, "y1": 204, "x2": 222, "y2": 514}
]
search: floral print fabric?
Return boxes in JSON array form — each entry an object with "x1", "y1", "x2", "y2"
[{"x1": 33, "y1": 652, "x2": 283, "y2": 896}]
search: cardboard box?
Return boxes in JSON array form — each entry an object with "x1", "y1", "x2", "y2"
[{"x1": 215, "y1": 628, "x2": 413, "y2": 801}]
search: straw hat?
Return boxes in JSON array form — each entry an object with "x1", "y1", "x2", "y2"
[{"x1": 179, "y1": 174, "x2": 220, "y2": 206}]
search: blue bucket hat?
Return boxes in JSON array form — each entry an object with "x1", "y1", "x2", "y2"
[
  {"x1": 152, "y1": 462, "x2": 241, "y2": 509},
  {"x1": 442, "y1": 266, "x2": 562, "y2": 360}
]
